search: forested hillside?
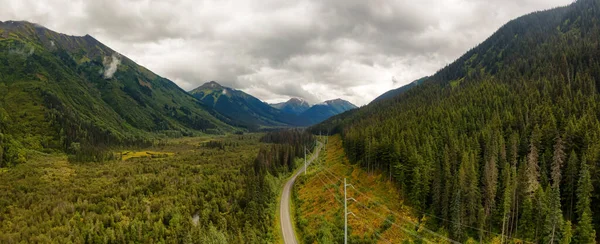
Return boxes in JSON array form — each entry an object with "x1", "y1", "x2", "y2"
[
  {"x1": 0, "y1": 21, "x2": 234, "y2": 167},
  {"x1": 313, "y1": 0, "x2": 600, "y2": 242},
  {"x1": 189, "y1": 81, "x2": 304, "y2": 130}
]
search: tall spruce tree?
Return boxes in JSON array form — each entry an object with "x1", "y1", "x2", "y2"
[
  {"x1": 574, "y1": 155, "x2": 596, "y2": 244},
  {"x1": 544, "y1": 135, "x2": 565, "y2": 243},
  {"x1": 563, "y1": 151, "x2": 579, "y2": 221}
]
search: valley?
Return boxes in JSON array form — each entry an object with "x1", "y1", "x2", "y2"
[
  {"x1": 5, "y1": 0, "x2": 600, "y2": 243},
  {"x1": 0, "y1": 134, "x2": 311, "y2": 243}
]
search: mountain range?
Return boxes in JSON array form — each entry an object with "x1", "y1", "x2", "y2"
[
  {"x1": 0, "y1": 20, "x2": 357, "y2": 164},
  {"x1": 189, "y1": 81, "x2": 357, "y2": 129},
  {"x1": 0, "y1": 20, "x2": 239, "y2": 163},
  {"x1": 189, "y1": 81, "x2": 298, "y2": 130},
  {"x1": 270, "y1": 98, "x2": 310, "y2": 115}
]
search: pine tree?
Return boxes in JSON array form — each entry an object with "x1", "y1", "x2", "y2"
[
  {"x1": 563, "y1": 151, "x2": 579, "y2": 221},
  {"x1": 519, "y1": 197, "x2": 536, "y2": 241},
  {"x1": 482, "y1": 149, "x2": 498, "y2": 227},
  {"x1": 545, "y1": 186, "x2": 564, "y2": 244},
  {"x1": 519, "y1": 130, "x2": 542, "y2": 242},
  {"x1": 450, "y1": 176, "x2": 462, "y2": 240},
  {"x1": 525, "y1": 131, "x2": 540, "y2": 196},
  {"x1": 562, "y1": 220, "x2": 572, "y2": 244},
  {"x1": 544, "y1": 135, "x2": 565, "y2": 243},
  {"x1": 573, "y1": 156, "x2": 596, "y2": 244},
  {"x1": 500, "y1": 165, "x2": 514, "y2": 243},
  {"x1": 459, "y1": 151, "x2": 480, "y2": 226}
]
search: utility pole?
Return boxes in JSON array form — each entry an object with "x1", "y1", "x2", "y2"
[
  {"x1": 304, "y1": 146, "x2": 307, "y2": 175},
  {"x1": 344, "y1": 178, "x2": 356, "y2": 244}
]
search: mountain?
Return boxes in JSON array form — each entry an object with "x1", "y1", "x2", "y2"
[
  {"x1": 270, "y1": 98, "x2": 310, "y2": 115},
  {"x1": 0, "y1": 21, "x2": 234, "y2": 165},
  {"x1": 312, "y1": 0, "x2": 600, "y2": 241},
  {"x1": 189, "y1": 81, "x2": 357, "y2": 128},
  {"x1": 299, "y1": 99, "x2": 357, "y2": 125},
  {"x1": 189, "y1": 81, "x2": 302, "y2": 129},
  {"x1": 371, "y1": 76, "x2": 428, "y2": 103}
]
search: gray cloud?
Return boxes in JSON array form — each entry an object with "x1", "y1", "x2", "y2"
[{"x1": 0, "y1": 0, "x2": 572, "y2": 105}]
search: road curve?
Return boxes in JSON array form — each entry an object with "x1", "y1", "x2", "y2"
[{"x1": 280, "y1": 142, "x2": 323, "y2": 244}]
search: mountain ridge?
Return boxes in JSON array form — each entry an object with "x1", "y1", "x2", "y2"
[
  {"x1": 189, "y1": 81, "x2": 301, "y2": 129},
  {"x1": 371, "y1": 76, "x2": 428, "y2": 104},
  {"x1": 270, "y1": 97, "x2": 311, "y2": 115},
  {"x1": 0, "y1": 20, "x2": 235, "y2": 165},
  {"x1": 189, "y1": 81, "x2": 357, "y2": 128},
  {"x1": 311, "y1": 0, "x2": 600, "y2": 242}
]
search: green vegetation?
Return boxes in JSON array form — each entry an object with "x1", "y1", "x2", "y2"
[
  {"x1": 189, "y1": 81, "x2": 302, "y2": 130},
  {"x1": 0, "y1": 21, "x2": 235, "y2": 167},
  {"x1": 313, "y1": 0, "x2": 600, "y2": 242},
  {"x1": 294, "y1": 135, "x2": 424, "y2": 243},
  {"x1": 0, "y1": 135, "x2": 269, "y2": 243},
  {"x1": 0, "y1": 126, "x2": 317, "y2": 243}
]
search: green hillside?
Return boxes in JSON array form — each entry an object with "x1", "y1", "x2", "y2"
[
  {"x1": 0, "y1": 21, "x2": 234, "y2": 166},
  {"x1": 189, "y1": 81, "x2": 305, "y2": 130},
  {"x1": 313, "y1": 0, "x2": 600, "y2": 242}
]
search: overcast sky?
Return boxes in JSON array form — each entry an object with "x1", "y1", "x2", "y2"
[{"x1": 1, "y1": 0, "x2": 572, "y2": 105}]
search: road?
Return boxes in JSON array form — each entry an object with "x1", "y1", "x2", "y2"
[{"x1": 280, "y1": 141, "x2": 323, "y2": 244}]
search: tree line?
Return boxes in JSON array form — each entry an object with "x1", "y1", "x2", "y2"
[{"x1": 312, "y1": 1, "x2": 600, "y2": 242}]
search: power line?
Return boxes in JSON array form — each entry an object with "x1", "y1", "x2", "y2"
[
  {"x1": 322, "y1": 167, "x2": 342, "y2": 181},
  {"x1": 351, "y1": 195, "x2": 439, "y2": 244},
  {"x1": 315, "y1": 174, "x2": 395, "y2": 244},
  {"x1": 316, "y1": 166, "x2": 445, "y2": 243},
  {"x1": 351, "y1": 212, "x2": 394, "y2": 244},
  {"x1": 315, "y1": 173, "x2": 343, "y2": 204},
  {"x1": 349, "y1": 189, "x2": 457, "y2": 243},
  {"x1": 324, "y1": 165, "x2": 532, "y2": 244},
  {"x1": 315, "y1": 137, "x2": 529, "y2": 243},
  {"x1": 323, "y1": 167, "x2": 459, "y2": 243}
]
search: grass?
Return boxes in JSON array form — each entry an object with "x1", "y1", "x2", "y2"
[
  {"x1": 119, "y1": 151, "x2": 175, "y2": 161},
  {"x1": 294, "y1": 135, "x2": 423, "y2": 243}
]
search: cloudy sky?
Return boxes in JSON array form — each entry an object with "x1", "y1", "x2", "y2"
[{"x1": 1, "y1": 0, "x2": 572, "y2": 105}]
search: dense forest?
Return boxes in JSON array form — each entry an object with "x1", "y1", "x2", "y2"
[
  {"x1": 313, "y1": 0, "x2": 600, "y2": 242},
  {"x1": 0, "y1": 130, "x2": 314, "y2": 243},
  {"x1": 255, "y1": 129, "x2": 316, "y2": 175}
]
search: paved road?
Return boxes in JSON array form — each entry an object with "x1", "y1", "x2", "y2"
[{"x1": 280, "y1": 141, "x2": 323, "y2": 244}]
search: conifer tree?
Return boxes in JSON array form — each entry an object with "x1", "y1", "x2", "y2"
[
  {"x1": 544, "y1": 135, "x2": 565, "y2": 243},
  {"x1": 500, "y1": 165, "x2": 514, "y2": 243},
  {"x1": 563, "y1": 151, "x2": 579, "y2": 221},
  {"x1": 562, "y1": 220, "x2": 572, "y2": 244},
  {"x1": 482, "y1": 148, "x2": 498, "y2": 227},
  {"x1": 573, "y1": 156, "x2": 596, "y2": 244}
]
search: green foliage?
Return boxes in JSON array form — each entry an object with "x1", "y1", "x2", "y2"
[
  {"x1": 563, "y1": 220, "x2": 573, "y2": 244},
  {"x1": 0, "y1": 135, "x2": 281, "y2": 243},
  {"x1": 0, "y1": 21, "x2": 235, "y2": 167},
  {"x1": 255, "y1": 129, "x2": 316, "y2": 175},
  {"x1": 189, "y1": 81, "x2": 306, "y2": 129},
  {"x1": 574, "y1": 157, "x2": 596, "y2": 243},
  {"x1": 312, "y1": 0, "x2": 600, "y2": 242}
]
